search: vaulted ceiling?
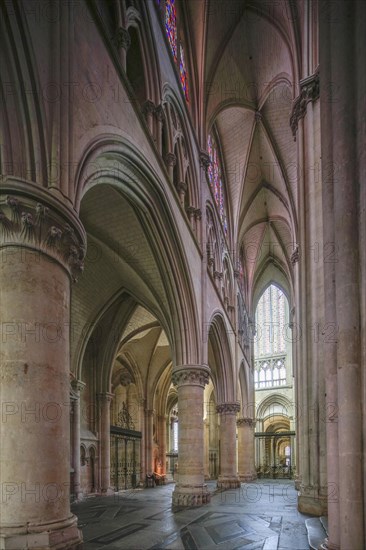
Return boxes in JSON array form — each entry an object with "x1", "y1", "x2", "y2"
[{"x1": 185, "y1": 0, "x2": 305, "y2": 299}]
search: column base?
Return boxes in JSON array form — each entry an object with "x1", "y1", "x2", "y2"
[
  {"x1": 297, "y1": 495, "x2": 325, "y2": 516},
  {"x1": 217, "y1": 476, "x2": 241, "y2": 490},
  {"x1": 172, "y1": 484, "x2": 211, "y2": 507},
  {"x1": 0, "y1": 516, "x2": 82, "y2": 550},
  {"x1": 238, "y1": 473, "x2": 257, "y2": 482}
]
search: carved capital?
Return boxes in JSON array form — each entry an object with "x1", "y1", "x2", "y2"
[
  {"x1": 199, "y1": 150, "x2": 211, "y2": 170},
  {"x1": 172, "y1": 364, "x2": 210, "y2": 388},
  {"x1": 0, "y1": 181, "x2": 86, "y2": 282},
  {"x1": 237, "y1": 417, "x2": 256, "y2": 428},
  {"x1": 290, "y1": 69, "x2": 320, "y2": 140},
  {"x1": 216, "y1": 402, "x2": 240, "y2": 415},
  {"x1": 194, "y1": 208, "x2": 202, "y2": 220},
  {"x1": 71, "y1": 379, "x2": 86, "y2": 394},
  {"x1": 154, "y1": 104, "x2": 165, "y2": 123},
  {"x1": 165, "y1": 152, "x2": 177, "y2": 167},
  {"x1": 177, "y1": 181, "x2": 188, "y2": 194},
  {"x1": 142, "y1": 99, "x2": 156, "y2": 117},
  {"x1": 113, "y1": 27, "x2": 131, "y2": 50},
  {"x1": 98, "y1": 392, "x2": 114, "y2": 404},
  {"x1": 214, "y1": 270, "x2": 223, "y2": 281}
]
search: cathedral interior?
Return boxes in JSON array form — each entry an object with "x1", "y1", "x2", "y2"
[{"x1": 0, "y1": 0, "x2": 365, "y2": 549}]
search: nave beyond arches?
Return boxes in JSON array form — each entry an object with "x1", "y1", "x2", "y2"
[{"x1": 0, "y1": 1, "x2": 365, "y2": 549}]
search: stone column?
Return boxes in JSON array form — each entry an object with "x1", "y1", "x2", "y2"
[
  {"x1": 113, "y1": 27, "x2": 131, "y2": 71},
  {"x1": 237, "y1": 418, "x2": 256, "y2": 482},
  {"x1": 145, "y1": 409, "x2": 154, "y2": 475},
  {"x1": 204, "y1": 418, "x2": 210, "y2": 479},
  {"x1": 158, "y1": 414, "x2": 167, "y2": 475},
  {"x1": 165, "y1": 152, "x2": 176, "y2": 182},
  {"x1": 142, "y1": 100, "x2": 155, "y2": 135},
  {"x1": 319, "y1": 2, "x2": 364, "y2": 547},
  {"x1": 0, "y1": 185, "x2": 85, "y2": 549},
  {"x1": 139, "y1": 399, "x2": 146, "y2": 480},
  {"x1": 172, "y1": 365, "x2": 211, "y2": 506},
  {"x1": 217, "y1": 403, "x2": 241, "y2": 489},
  {"x1": 71, "y1": 380, "x2": 86, "y2": 501},
  {"x1": 154, "y1": 105, "x2": 164, "y2": 155},
  {"x1": 99, "y1": 392, "x2": 114, "y2": 494}
]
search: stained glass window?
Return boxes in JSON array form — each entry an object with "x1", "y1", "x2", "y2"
[
  {"x1": 179, "y1": 44, "x2": 189, "y2": 101},
  {"x1": 207, "y1": 133, "x2": 228, "y2": 234},
  {"x1": 165, "y1": 0, "x2": 177, "y2": 62}
]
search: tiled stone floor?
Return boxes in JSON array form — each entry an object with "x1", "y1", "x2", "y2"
[{"x1": 72, "y1": 480, "x2": 312, "y2": 549}]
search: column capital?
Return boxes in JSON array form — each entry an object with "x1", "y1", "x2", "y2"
[
  {"x1": 172, "y1": 364, "x2": 210, "y2": 388},
  {"x1": 237, "y1": 417, "x2": 256, "y2": 427},
  {"x1": 154, "y1": 104, "x2": 165, "y2": 122},
  {"x1": 113, "y1": 26, "x2": 131, "y2": 50},
  {"x1": 177, "y1": 181, "x2": 188, "y2": 194},
  {"x1": 71, "y1": 379, "x2": 86, "y2": 393},
  {"x1": 199, "y1": 150, "x2": 211, "y2": 170},
  {"x1": 98, "y1": 392, "x2": 114, "y2": 404},
  {"x1": 145, "y1": 408, "x2": 155, "y2": 417},
  {"x1": 0, "y1": 179, "x2": 86, "y2": 282},
  {"x1": 142, "y1": 99, "x2": 156, "y2": 117},
  {"x1": 165, "y1": 152, "x2": 177, "y2": 167},
  {"x1": 290, "y1": 68, "x2": 320, "y2": 139},
  {"x1": 216, "y1": 402, "x2": 240, "y2": 414}
]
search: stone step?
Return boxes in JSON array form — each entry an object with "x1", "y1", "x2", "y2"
[{"x1": 305, "y1": 517, "x2": 327, "y2": 550}]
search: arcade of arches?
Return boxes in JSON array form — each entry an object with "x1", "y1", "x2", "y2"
[{"x1": 0, "y1": 1, "x2": 365, "y2": 549}]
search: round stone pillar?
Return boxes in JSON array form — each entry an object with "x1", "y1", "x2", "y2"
[
  {"x1": 0, "y1": 185, "x2": 85, "y2": 549},
  {"x1": 145, "y1": 409, "x2": 154, "y2": 476},
  {"x1": 71, "y1": 380, "x2": 85, "y2": 501},
  {"x1": 237, "y1": 418, "x2": 256, "y2": 482},
  {"x1": 172, "y1": 365, "x2": 211, "y2": 506},
  {"x1": 98, "y1": 392, "x2": 114, "y2": 494},
  {"x1": 157, "y1": 415, "x2": 167, "y2": 475},
  {"x1": 216, "y1": 403, "x2": 241, "y2": 489}
]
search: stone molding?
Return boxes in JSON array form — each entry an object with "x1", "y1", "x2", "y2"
[
  {"x1": 290, "y1": 69, "x2": 320, "y2": 139},
  {"x1": 216, "y1": 402, "x2": 241, "y2": 415},
  {"x1": 172, "y1": 364, "x2": 210, "y2": 388},
  {"x1": 0, "y1": 180, "x2": 86, "y2": 282}
]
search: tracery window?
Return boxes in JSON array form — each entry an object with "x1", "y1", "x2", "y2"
[
  {"x1": 158, "y1": 1, "x2": 189, "y2": 102},
  {"x1": 254, "y1": 284, "x2": 288, "y2": 389},
  {"x1": 255, "y1": 285, "x2": 286, "y2": 357},
  {"x1": 207, "y1": 133, "x2": 228, "y2": 234}
]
